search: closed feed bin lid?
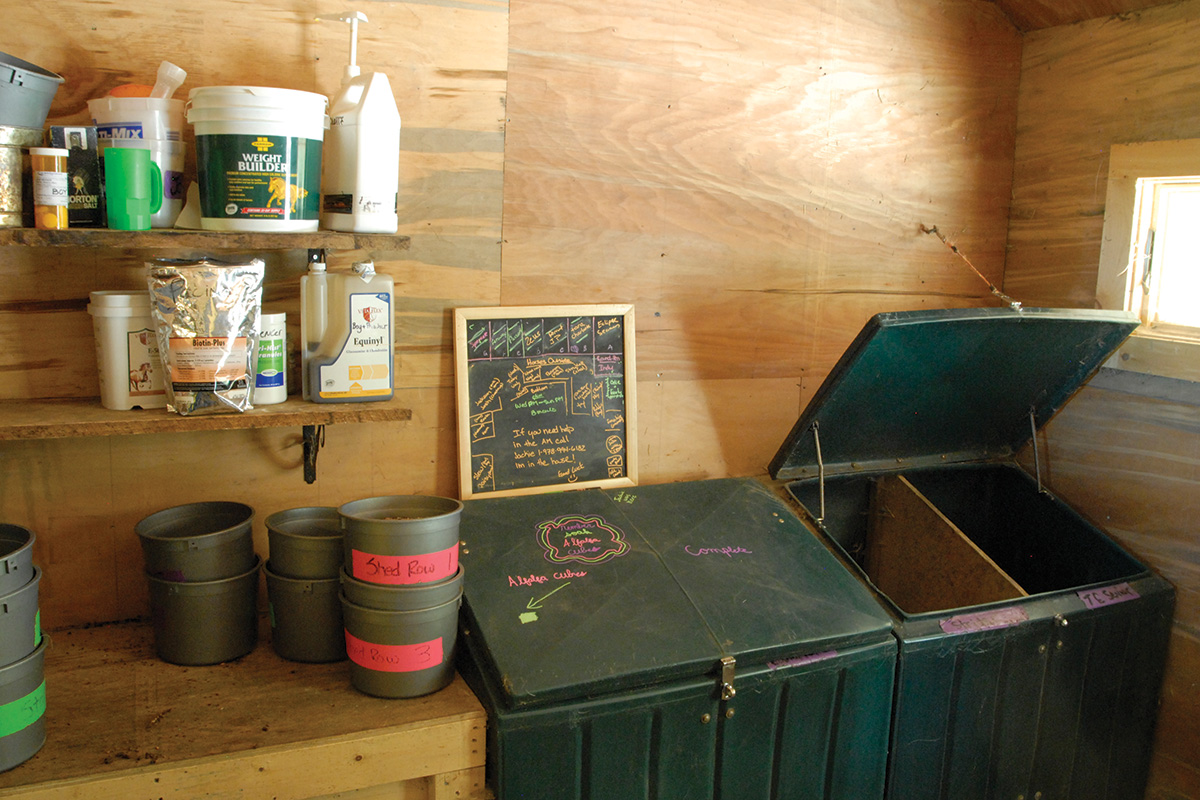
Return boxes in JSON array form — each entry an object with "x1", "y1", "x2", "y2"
[{"x1": 458, "y1": 477, "x2": 893, "y2": 709}]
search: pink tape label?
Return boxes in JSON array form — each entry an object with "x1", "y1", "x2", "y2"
[
  {"x1": 345, "y1": 632, "x2": 444, "y2": 673},
  {"x1": 351, "y1": 543, "x2": 459, "y2": 585},
  {"x1": 767, "y1": 650, "x2": 838, "y2": 671},
  {"x1": 939, "y1": 605, "x2": 1029, "y2": 635},
  {"x1": 1078, "y1": 582, "x2": 1140, "y2": 610}
]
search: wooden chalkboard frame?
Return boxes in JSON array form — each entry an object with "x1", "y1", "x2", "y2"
[{"x1": 453, "y1": 304, "x2": 638, "y2": 499}]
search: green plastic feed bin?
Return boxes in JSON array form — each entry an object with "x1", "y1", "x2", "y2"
[
  {"x1": 769, "y1": 307, "x2": 1175, "y2": 800},
  {"x1": 457, "y1": 476, "x2": 897, "y2": 800}
]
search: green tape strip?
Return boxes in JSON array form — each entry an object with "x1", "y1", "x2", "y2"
[{"x1": 0, "y1": 680, "x2": 46, "y2": 738}]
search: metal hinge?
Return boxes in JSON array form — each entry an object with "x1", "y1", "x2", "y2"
[
  {"x1": 811, "y1": 422, "x2": 826, "y2": 524},
  {"x1": 719, "y1": 656, "x2": 736, "y2": 701}
]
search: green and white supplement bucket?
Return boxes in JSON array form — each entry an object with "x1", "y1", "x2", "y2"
[{"x1": 187, "y1": 86, "x2": 327, "y2": 232}]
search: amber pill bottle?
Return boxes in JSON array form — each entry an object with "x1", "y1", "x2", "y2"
[{"x1": 30, "y1": 147, "x2": 69, "y2": 230}]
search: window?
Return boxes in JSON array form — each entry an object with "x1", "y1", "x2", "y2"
[{"x1": 1097, "y1": 140, "x2": 1200, "y2": 382}]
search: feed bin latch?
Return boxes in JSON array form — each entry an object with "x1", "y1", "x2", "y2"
[{"x1": 719, "y1": 656, "x2": 736, "y2": 701}]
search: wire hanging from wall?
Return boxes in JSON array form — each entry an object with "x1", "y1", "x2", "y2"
[{"x1": 920, "y1": 224, "x2": 1023, "y2": 311}]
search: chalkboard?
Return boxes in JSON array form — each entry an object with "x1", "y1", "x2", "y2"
[{"x1": 453, "y1": 304, "x2": 638, "y2": 499}]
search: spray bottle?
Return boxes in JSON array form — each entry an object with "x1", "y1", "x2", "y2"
[
  {"x1": 318, "y1": 11, "x2": 402, "y2": 233},
  {"x1": 302, "y1": 257, "x2": 394, "y2": 403}
]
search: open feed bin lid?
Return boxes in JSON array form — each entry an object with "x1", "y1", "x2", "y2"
[
  {"x1": 769, "y1": 307, "x2": 1139, "y2": 480},
  {"x1": 458, "y1": 477, "x2": 893, "y2": 709}
]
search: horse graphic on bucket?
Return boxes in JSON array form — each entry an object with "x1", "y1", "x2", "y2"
[{"x1": 266, "y1": 177, "x2": 309, "y2": 214}]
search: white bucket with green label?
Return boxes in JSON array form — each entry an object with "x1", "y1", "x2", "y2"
[{"x1": 187, "y1": 86, "x2": 328, "y2": 232}]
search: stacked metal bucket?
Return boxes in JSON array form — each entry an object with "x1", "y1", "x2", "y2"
[
  {"x1": 134, "y1": 495, "x2": 463, "y2": 699},
  {"x1": 337, "y1": 496, "x2": 464, "y2": 698},
  {"x1": 135, "y1": 502, "x2": 260, "y2": 665},
  {"x1": 263, "y1": 507, "x2": 345, "y2": 664},
  {"x1": 0, "y1": 524, "x2": 48, "y2": 773},
  {"x1": 263, "y1": 495, "x2": 465, "y2": 698}
]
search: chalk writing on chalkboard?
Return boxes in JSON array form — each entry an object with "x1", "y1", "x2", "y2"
[{"x1": 454, "y1": 305, "x2": 638, "y2": 499}]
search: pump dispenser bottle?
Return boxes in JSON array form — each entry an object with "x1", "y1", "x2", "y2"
[
  {"x1": 302, "y1": 259, "x2": 394, "y2": 403},
  {"x1": 318, "y1": 11, "x2": 402, "y2": 233}
]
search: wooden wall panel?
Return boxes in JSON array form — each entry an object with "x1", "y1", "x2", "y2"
[
  {"x1": 502, "y1": 0, "x2": 1022, "y2": 487},
  {"x1": 987, "y1": 0, "x2": 1169, "y2": 31},
  {"x1": 1008, "y1": 8, "x2": 1200, "y2": 792},
  {"x1": 1032, "y1": 383, "x2": 1200, "y2": 799},
  {"x1": 1006, "y1": 1, "x2": 1200, "y2": 306}
]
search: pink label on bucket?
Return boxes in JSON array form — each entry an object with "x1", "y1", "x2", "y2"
[
  {"x1": 345, "y1": 631, "x2": 444, "y2": 673},
  {"x1": 351, "y1": 543, "x2": 459, "y2": 585}
]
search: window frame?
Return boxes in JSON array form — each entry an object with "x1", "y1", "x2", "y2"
[{"x1": 1096, "y1": 140, "x2": 1200, "y2": 383}]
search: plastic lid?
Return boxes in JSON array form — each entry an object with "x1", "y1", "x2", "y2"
[
  {"x1": 259, "y1": 312, "x2": 286, "y2": 324},
  {"x1": 29, "y1": 147, "x2": 67, "y2": 157},
  {"x1": 109, "y1": 84, "x2": 154, "y2": 97},
  {"x1": 88, "y1": 290, "x2": 150, "y2": 307}
]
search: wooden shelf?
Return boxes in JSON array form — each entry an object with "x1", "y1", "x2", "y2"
[
  {"x1": 0, "y1": 621, "x2": 489, "y2": 800},
  {"x1": 0, "y1": 228, "x2": 411, "y2": 252},
  {"x1": 0, "y1": 397, "x2": 413, "y2": 441}
]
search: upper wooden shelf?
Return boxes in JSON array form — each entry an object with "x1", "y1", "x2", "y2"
[
  {"x1": 0, "y1": 396, "x2": 413, "y2": 441},
  {"x1": 0, "y1": 227, "x2": 411, "y2": 251}
]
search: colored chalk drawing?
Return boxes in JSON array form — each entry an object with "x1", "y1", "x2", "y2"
[
  {"x1": 457, "y1": 306, "x2": 636, "y2": 498},
  {"x1": 537, "y1": 514, "x2": 629, "y2": 564}
]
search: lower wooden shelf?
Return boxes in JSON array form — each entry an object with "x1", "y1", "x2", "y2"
[{"x1": 0, "y1": 621, "x2": 489, "y2": 800}]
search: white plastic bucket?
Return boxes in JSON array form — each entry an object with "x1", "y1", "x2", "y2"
[
  {"x1": 87, "y1": 96, "x2": 185, "y2": 142},
  {"x1": 187, "y1": 86, "x2": 328, "y2": 233},
  {"x1": 87, "y1": 291, "x2": 167, "y2": 410},
  {"x1": 101, "y1": 138, "x2": 186, "y2": 228}
]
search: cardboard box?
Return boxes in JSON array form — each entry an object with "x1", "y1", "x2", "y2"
[{"x1": 48, "y1": 126, "x2": 104, "y2": 227}]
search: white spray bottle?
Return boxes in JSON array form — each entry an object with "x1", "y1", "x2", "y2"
[{"x1": 318, "y1": 11, "x2": 402, "y2": 233}]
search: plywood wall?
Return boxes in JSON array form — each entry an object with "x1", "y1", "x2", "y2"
[
  {"x1": 1, "y1": 0, "x2": 1022, "y2": 628},
  {"x1": 1006, "y1": 1, "x2": 1200, "y2": 307},
  {"x1": 502, "y1": 0, "x2": 1023, "y2": 481},
  {"x1": 1030, "y1": 382, "x2": 1200, "y2": 800},
  {"x1": 1007, "y1": 4, "x2": 1200, "y2": 796}
]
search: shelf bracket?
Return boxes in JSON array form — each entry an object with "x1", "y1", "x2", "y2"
[{"x1": 303, "y1": 424, "x2": 326, "y2": 483}]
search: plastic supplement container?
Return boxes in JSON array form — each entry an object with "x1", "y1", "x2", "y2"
[
  {"x1": 87, "y1": 95, "x2": 185, "y2": 141},
  {"x1": 253, "y1": 312, "x2": 287, "y2": 404},
  {"x1": 188, "y1": 86, "x2": 328, "y2": 232},
  {"x1": 87, "y1": 291, "x2": 167, "y2": 410}
]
